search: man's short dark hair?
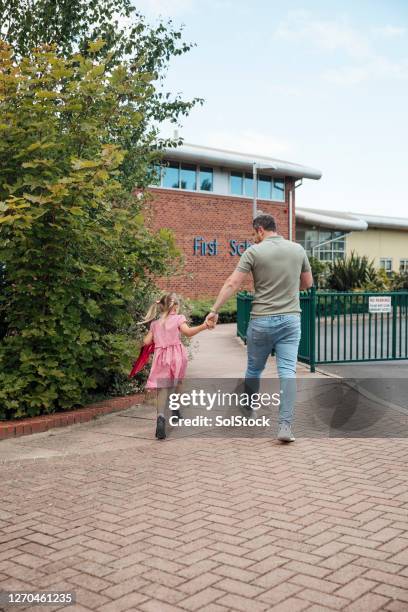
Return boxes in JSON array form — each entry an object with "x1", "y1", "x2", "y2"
[{"x1": 253, "y1": 214, "x2": 277, "y2": 232}]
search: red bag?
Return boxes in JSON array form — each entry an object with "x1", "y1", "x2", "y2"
[{"x1": 128, "y1": 343, "x2": 154, "y2": 378}]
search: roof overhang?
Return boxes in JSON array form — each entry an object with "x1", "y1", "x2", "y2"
[
  {"x1": 165, "y1": 143, "x2": 322, "y2": 180},
  {"x1": 296, "y1": 207, "x2": 368, "y2": 231},
  {"x1": 352, "y1": 213, "x2": 408, "y2": 231}
]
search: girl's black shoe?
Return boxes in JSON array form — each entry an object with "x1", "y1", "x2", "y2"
[
  {"x1": 171, "y1": 409, "x2": 181, "y2": 422},
  {"x1": 155, "y1": 415, "x2": 166, "y2": 440}
]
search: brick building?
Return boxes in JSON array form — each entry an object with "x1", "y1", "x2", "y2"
[{"x1": 146, "y1": 143, "x2": 322, "y2": 299}]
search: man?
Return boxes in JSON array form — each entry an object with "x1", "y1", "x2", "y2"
[{"x1": 206, "y1": 214, "x2": 313, "y2": 442}]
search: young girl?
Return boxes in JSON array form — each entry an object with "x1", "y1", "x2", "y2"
[{"x1": 141, "y1": 292, "x2": 213, "y2": 440}]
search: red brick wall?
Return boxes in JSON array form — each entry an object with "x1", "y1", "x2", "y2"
[{"x1": 145, "y1": 179, "x2": 296, "y2": 299}]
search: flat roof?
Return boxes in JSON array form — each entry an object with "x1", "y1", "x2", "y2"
[{"x1": 165, "y1": 142, "x2": 322, "y2": 180}]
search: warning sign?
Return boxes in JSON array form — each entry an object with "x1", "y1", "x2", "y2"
[{"x1": 368, "y1": 296, "x2": 392, "y2": 314}]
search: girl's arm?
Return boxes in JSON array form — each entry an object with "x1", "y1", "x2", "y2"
[
  {"x1": 180, "y1": 321, "x2": 211, "y2": 338},
  {"x1": 143, "y1": 329, "x2": 153, "y2": 345}
]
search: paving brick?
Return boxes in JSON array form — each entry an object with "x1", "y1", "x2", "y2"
[
  {"x1": 268, "y1": 598, "x2": 309, "y2": 612},
  {"x1": 216, "y1": 577, "x2": 263, "y2": 599},
  {"x1": 258, "y1": 582, "x2": 304, "y2": 606},
  {"x1": 140, "y1": 582, "x2": 186, "y2": 605},
  {"x1": 179, "y1": 587, "x2": 225, "y2": 611},
  {"x1": 217, "y1": 593, "x2": 268, "y2": 612},
  {"x1": 290, "y1": 573, "x2": 338, "y2": 593},
  {"x1": 139, "y1": 600, "x2": 185, "y2": 612},
  {"x1": 283, "y1": 561, "x2": 331, "y2": 579},
  {"x1": 384, "y1": 601, "x2": 408, "y2": 611},
  {"x1": 335, "y1": 577, "x2": 377, "y2": 600},
  {"x1": 374, "y1": 583, "x2": 408, "y2": 603},
  {"x1": 344, "y1": 592, "x2": 391, "y2": 611},
  {"x1": 98, "y1": 591, "x2": 148, "y2": 612},
  {"x1": 177, "y1": 572, "x2": 221, "y2": 595},
  {"x1": 326, "y1": 563, "x2": 367, "y2": 586},
  {"x1": 298, "y1": 588, "x2": 350, "y2": 609}
]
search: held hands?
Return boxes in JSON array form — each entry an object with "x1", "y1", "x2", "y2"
[{"x1": 205, "y1": 311, "x2": 219, "y2": 329}]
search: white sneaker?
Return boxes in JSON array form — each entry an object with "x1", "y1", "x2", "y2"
[{"x1": 277, "y1": 423, "x2": 295, "y2": 443}]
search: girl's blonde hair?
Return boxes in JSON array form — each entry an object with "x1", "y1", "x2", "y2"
[{"x1": 139, "y1": 292, "x2": 180, "y2": 325}]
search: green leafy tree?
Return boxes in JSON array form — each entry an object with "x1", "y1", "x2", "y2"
[
  {"x1": 0, "y1": 0, "x2": 202, "y2": 189},
  {"x1": 0, "y1": 42, "x2": 182, "y2": 419}
]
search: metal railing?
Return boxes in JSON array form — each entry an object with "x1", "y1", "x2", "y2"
[{"x1": 237, "y1": 288, "x2": 408, "y2": 372}]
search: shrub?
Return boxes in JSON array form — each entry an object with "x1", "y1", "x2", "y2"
[
  {"x1": 326, "y1": 252, "x2": 379, "y2": 292},
  {"x1": 0, "y1": 43, "x2": 183, "y2": 419},
  {"x1": 391, "y1": 272, "x2": 408, "y2": 291},
  {"x1": 309, "y1": 256, "x2": 328, "y2": 288}
]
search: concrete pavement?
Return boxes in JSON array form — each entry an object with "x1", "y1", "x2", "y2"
[{"x1": 1, "y1": 325, "x2": 408, "y2": 611}]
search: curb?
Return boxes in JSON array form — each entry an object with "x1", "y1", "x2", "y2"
[{"x1": 0, "y1": 393, "x2": 144, "y2": 441}]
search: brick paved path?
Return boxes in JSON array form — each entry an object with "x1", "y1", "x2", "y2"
[{"x1": 1, "y1": 326, "x2": 408, "y2": 611}]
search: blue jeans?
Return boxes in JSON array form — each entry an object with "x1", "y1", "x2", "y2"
[{"x1": 245, "y1": 314, "x2": 301, "y2": 426}]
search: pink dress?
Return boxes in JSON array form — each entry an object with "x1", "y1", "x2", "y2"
[{"x1": 146, "y1": 314, "x2": 188, "y2": 389}]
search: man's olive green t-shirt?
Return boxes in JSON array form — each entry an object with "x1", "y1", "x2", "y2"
[{"x1": 236, "y1": 236, "x2": 311, "y2": 316}]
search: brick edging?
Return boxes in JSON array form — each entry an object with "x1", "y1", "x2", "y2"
[{"x1": 0, "y1": 393, "x2": 144, "y2": 440}]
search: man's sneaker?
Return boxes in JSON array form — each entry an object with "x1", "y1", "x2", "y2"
[
  {"x1": 277, "y1": 422, "x2": 295, "y2": 443},
  {"x1": 155, "y1": 415, "x2": 166, "y2": 440}
]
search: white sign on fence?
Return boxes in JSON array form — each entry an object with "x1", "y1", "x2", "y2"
[{"x1": 368, "y1": 296, "x2": 392, "y2": 314}]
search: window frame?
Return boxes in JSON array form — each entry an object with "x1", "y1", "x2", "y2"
[
  {"x1": 379, "y1": 258, "x2": 393, "y2": 273},
  {"x1": 399, "y1": 259, "x2": 408, "y2": 273},
  {"x1": 229, "y1": 170, "x2": 286, "y2": 202},
  {"x1": 155, "y1": 161, "x2": 213, "y2": 193}
]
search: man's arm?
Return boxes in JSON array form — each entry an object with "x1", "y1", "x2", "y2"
[
  {"x1": 300, "y1": 271, "x2": 313, "y2": 290},
  {"x1": 206, "y1": 270, "x2": 249, "y2": 323}
]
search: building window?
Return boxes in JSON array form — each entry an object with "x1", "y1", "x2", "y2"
[
  {"x1": 272, "y1": 178, "x2": 285, "y2": 201},
  {"x1": 258, "y1": 175, "x2": 272, "y2": 200},
  {"x1": 180, "y1": 163, "x2": 196, "y2": 190},
  {"x1": 156, "y1": 161, "x2": 213, "y2": 192},
  {"x1": 296, "y1": 226, "x2": 346, "y2": 262},
  {"x1": 199, "y1": 167, "x2": 213, "y2": 191},
  {"x1": 244, "y1": 173, "x2": 254, "y2": 197},
  {"x1": 229, "y1": 171, "x2": 285, "y2": 201},
  {"x1": 400, "y1": 259, "x2": 408, "y2": 273},
  {"x1": 230, "y1": 171, "x2": 243, "y2": 195},
  {"x1": 162, "y1": 161, "x2": 179, "y2": 189},
  {"x1": 379, "y1": 258, "x2": 393, "y2": 274}
]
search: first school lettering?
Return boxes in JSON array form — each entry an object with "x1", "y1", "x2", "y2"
[{"x1": 193, "y1": 237, "x2": 252, "y2": 256}]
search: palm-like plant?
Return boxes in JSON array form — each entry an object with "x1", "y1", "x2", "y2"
[{"x1": 326, "y1": 251, "x2": 378, "y2": 291}]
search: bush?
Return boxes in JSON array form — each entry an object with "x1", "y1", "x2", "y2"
[
  {"x1": 390, "y1": 271, "x2": 408, "y2": 291},
  {"x1": 0, "y1": 43, "x2": 183, "y2": 420},
  {"x1": 309, "y1": 256, "x2": 328, "y2": 288},
  {"x1": 187, "y1": 297, "x2": 237, "y2": 325},
  {"x1": 326, "y1": 252, "x2": 379, "y2": 292}
]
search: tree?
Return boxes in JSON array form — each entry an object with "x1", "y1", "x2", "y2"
[
  {"x1": 0, "y1": 0, "x2": 202, "y2": 188},
  {"x1": 0, "y1": 42, "x2": 182, "y2": 419}
]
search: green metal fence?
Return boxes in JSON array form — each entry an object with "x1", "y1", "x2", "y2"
[{"x1": 237, "y1": 288, "x2": 408, "y2": 372}]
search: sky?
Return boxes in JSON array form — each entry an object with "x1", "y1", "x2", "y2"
[{"x1": 136, "y1": 0, "x2": 408, "y2": 217}]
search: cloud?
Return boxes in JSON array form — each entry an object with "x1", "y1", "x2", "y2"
[
  {"x1": 325, "y1": 56, "x2": 408, "y2": 85},
  {"x1": 275, "y1": 10, "x2": 371, "y2": 59},
  {"x1": 372, "y1": 25, "x2": 407, "y2": 38},
  {"x1": 275, "y1": 10, "x2": 408, "y2": 85},
  {"x1": 203, "y1": 129, "x2": 294, "y2": 158}
]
